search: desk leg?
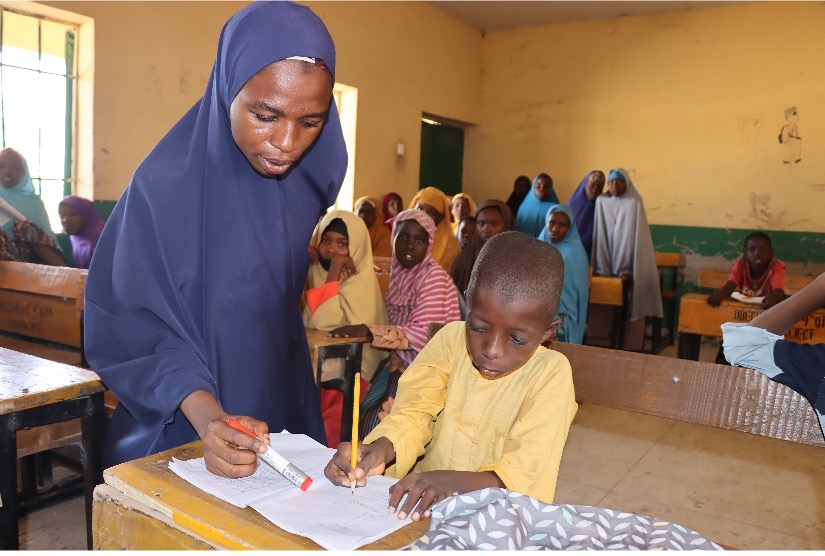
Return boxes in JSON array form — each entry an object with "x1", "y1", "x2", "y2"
[
  {"x1": 678, "y1": 333, "x2": 701, "y2": 360},
  {"x1": 0, "y1": 413, "x2": 20, "y2": 549},
  {"x1": 80, "y1": 392, "x2": 104, "y2": 550}
]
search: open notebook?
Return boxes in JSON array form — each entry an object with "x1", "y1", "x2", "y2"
[{"x1": 169, "y1": 432, "x2": 410, "y2": 551}]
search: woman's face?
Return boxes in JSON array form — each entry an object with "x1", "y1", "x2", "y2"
[
  {"x1": 394, "y1": 219, "x2": 429, "y2": 269},
  {"x1": 386, "y1": 196, "x2": 402, "y2": 217},
  {"x1": 547, "y1": 211, "x2": 571, "y2": 243},
  {"x1": 415, "y1": 202, "x2": 444, "y2": 227},
  {"x1": 58, "y1": 203, "x2": 86, "y2": 236},
  {"x1": 607, "y1": 177, "x2": 627, "y2": 197},
  {"x1": 533, "y1": 176, "x2": 553, "y2": 201},
  {"x1": 318, "y1": 230, "x2": 349, "y2": 260},
  {"x1": 356, "y1": 201, "x2": 377, "y2": 229},
  {"x1": 458, "y1": 219, "x2": 476, "y2": 247},
  {"x1": 585, "y1": 171, "x2": 605, "y2": 200},
  {"x1": 230, "y1": 60, "x2": 332, "y2": 177},
  {"x1": 0, "y1": 150, "x2": 25, "y2": 189},
  {"x1": 451, "y1": 197, "x2": 471, "y2": 222},
  {"x1": 475, "y1": 206, "x2": 506, "y2": 242}
]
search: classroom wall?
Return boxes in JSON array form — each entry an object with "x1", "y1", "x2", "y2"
[
  {"x1": 464, "y1": 1, "x2": 825, "y2": 267},
  {"x1": 39, "y1": 1, "x2": 482, "y2": 208}
]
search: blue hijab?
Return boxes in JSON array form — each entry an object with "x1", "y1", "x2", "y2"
[
  {"x1": 515, "y1": 174, "x2": 559, "y2": 238},
  {"x1": 538, "y1": 204, "x2": 589, "y2": 344},
  {"x1": 85, "y1": 2, "x2": 346, "y2": 467},
  {"x1": 0, "y1": 148, "x2": 56, "y2": 239},
  {"x1": 566, "y1": 171, "x2": 600, "y2": 260}
]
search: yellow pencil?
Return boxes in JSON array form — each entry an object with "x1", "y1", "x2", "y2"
[{"x1": 351, "y1": 372, "x2": 360, "y2": 494}]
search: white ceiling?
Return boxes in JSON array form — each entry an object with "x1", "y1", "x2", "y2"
[{"x1": 428, "y1": 1, "x2": 742, "y2": 33}]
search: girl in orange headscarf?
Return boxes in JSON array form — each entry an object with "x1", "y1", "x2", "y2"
[{"x1": 408, "y1": 187, "x2": 461, "y2": 273}]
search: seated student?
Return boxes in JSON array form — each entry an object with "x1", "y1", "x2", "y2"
[
  {"x1": 457, "y1": 215, "x2": 476, "y2": 249},
  {"x1": 382, "y1": 192, "x2": 403, "y2": 231},
  {"x1": 409, "y1": 187, "x2": 461, "y2": 273},
  {"x1": 707, "y1": 232, "x2": 785, "y2": 309},
  {"x1": 354, "y1": 196, "x2": 392, "y2": 258},
  {"x1": 0, "y1": 148, "x2": 64, "y2": 266},
  {"x1": 515, "y1": 173, "x2": 559, "y2": 238},
  {"x1": 303, "y1": 210, "x2": 388, "y2": 447},
  {"x1": 58, "y1": 195, "x2": 105, "y2": 269},
  {"x1": 591, "y1": 168, "x2": 663, "y2": 351},
  {"x1": 450, "y1": 193, "x2": 476, "y2": 235},
  {"x1": 327, "y1": 208, "x2": 461, "y2": 438},
  {"x1": 506, "y1": 175, "x2": 531, "y2": 221},
  {"x1": 325, "y1": 231, "x2": 577, "y2": 521},
  {"x1": 722, "y1": 271, "x2": 825, "y2": 441},
  {"x1": 539, "y1": 204, "x2": 589, "y2": 344},
  {"x1": 566, "y1": 170, "x2": 605, "y2": 260},
  {"x1": 451, "y1": 199, "x2": 513, "y2": 296}
]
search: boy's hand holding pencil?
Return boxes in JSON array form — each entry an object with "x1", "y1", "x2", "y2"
[{"x1": 324, "y1": 437, "x2": 394, "y2": 488}]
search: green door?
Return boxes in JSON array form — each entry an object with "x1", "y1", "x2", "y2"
[{"x1": 419, "y1": 120, "x2": 463, "y2": 197}]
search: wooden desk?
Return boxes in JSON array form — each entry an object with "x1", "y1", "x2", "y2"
[
  {"x1": 0, "y1": 348, "x2": 105, "y2": 549},
  {"x1": 677, "y1": 293, "x2": 825, "y2": 359},
  {"x1": 92, "y1": 441, "x2": 429, "y2": 550},
  {"x1": 587, "y1": 275, "x2": 629, "y2": 349}
]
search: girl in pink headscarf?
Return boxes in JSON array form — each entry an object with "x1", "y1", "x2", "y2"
[{"x1": 58, "y1": 195, "x2": 105, "y2": 269}]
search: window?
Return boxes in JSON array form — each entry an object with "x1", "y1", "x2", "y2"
[
  {"x1": 332, "y1": 82, "x2": 357, "y2": 212},
  {"x1": 0, "y1": 7, "x2": 77, "y2": 232}
]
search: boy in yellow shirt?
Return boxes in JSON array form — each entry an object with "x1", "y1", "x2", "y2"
[{"x1": 324, "y1": 231, "x2": 577, "y2": 521}]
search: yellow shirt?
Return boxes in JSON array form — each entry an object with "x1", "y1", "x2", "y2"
[{"x1": 364, "y1": 321, "x2": 577, "y2": 502}]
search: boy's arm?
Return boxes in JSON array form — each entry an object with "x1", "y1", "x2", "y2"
[
  {"x1": 707, "y1": 280, "x2": 736, "y2": 307},
  {"x1": 750, "y1": 273, "x2": 825, "y2": 334}
]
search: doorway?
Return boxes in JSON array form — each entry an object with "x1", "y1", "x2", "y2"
[{"x1": 419, "y1": 117, "x2": 464, "y2": 197}]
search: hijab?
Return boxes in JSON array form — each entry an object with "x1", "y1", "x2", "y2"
[
  {"x1": 0, "y1": 148, "x2": 56, "y2": 239},
  {"x1": 449, "y1": 192, "x2": 477, "y2": 235},
  {"x1": 408, "y1": 187, "x2": 461, "y2": 274},
  {"x1": 592, "y1": 168, "x2": 663, "y2": 321},
  {"x1": 84, "y1": 1, "x2": 346, "y2": 466},
  {"x1": 505, "y1": 177, "x2": 530, "y2": 221},
  {"x1": 538, "y1": 204, "x2": 590, "y2": 344},
  {"x1": 382, "y1": 192, "x2": 402, "y2": 231},
  {"x1": 386, "y1": 208, "x2": 437, "y2": 312},
  {"x1": 354, "y1": 195, "x2": 392, "y2": 258},
  {"x1": 59, "y1": 195, "x2": 105, "y2": 269},
  {"x1": 567, "y1": 171, "x2": 601, "y2": 260},
  {"x1": 515, "y1": 174, "x2": 560, "y2": 238},
  {"x1": 450, "y1": 199, "x2": 513, "y2": 296}
]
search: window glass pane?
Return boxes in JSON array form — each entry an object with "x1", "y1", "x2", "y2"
[
  {"x1": 40, "y1": 20, "x2": 69, "y2": 75},
  {"x1": 36, "y1": 178, "x2": 64, "y2": 232},
  {"x1": 2, "y1": 11, "x2": 39, "y2": 70},
  {"x1": 37, "y1": 72, "x2": 67, "y2": 180},
  {"x1": 1, "y1": 66, "x2": 41, "y2": 157}
]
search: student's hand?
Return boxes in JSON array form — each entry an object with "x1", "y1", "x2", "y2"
[
  {"x1": 620, "y1": 272, "x2": 633, "y2": 282},
  {"x1": 202, "y1": 415, "x2": 271, "y2": 479},
  {"x1": 388, "y1": 471, "x2": 459, "y2": 521},
  {"x1": 324, "y1": 437, "x2": 395, "y2": 488},
  {"x1": 328, "y1": 324, "x2": 371, "y2": 339},
  {"x1": 327, "y1": 254, "x2": 357, "y2": 282},
  {"x1": 763, "y1": 290, "x2": 785, "y2": 309},
  {"x1": 707, "y1": 291, "x2": 724, "y2": 307},
  {"x1": 377, "y1": 396, "x2": 394, "y2": 421}
]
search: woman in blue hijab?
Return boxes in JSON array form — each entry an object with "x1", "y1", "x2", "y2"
[
  {"x1": 539, "y1": 204, "x2": 589, "y2": 344},
  {"x1": 566, "y1": 170, "x2": 605, "y2": 260},
  {"x1": 0, "y1": 148, "x2": 64, "y2": 265},
  {"x1": 515, "y1": 173, "x2": 559, "y2": 238},
  {"x1": 85, "y1": 2, "x2": 347, "y2": 476}
]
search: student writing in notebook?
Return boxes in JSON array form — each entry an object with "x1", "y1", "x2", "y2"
[{"x1": 325, "y1": 231, "x2": 577, "y2": 521}]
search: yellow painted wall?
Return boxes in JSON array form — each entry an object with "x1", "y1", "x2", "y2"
[
  {"x1": 465, "y1": 2, "x2": 825, "y2": 232},
  {"x1": 39, "y1": 1, "x2": 481, "y2": 204}
]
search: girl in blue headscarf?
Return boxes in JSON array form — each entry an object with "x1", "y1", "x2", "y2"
[
  {"x1": 539, "y1": 204, "x2": 589, "y2": 344},
  {"x1": 515, "y1": 173, "x2": 559, "y2": 238},
  {"x1": 84, "y1": 2, "x2": 347, "y2": 476},
  {"x1": 0, "y1": 148, "x2": 64, "y2": 265}
]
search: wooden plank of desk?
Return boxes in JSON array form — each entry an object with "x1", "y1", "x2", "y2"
[
  {"x1": 0, "y1": 347, "x2": 103, "y2": 415},
  {"x1": 677, "y1": 293, "x2": 825, "y2": 343},
  {"x1": 698, "y1": 268, "x2": 814, "y2": 295},
  {"x1": 100, "y1": 441, "x2": 429, "y2": 550},
  {"x1": 589, "y1": 276, "x2": 624, "y2": 306}
]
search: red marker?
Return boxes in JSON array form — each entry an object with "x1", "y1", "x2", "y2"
[{"x1": 226, "y1": 418, "x2": 312, "y2": 491}]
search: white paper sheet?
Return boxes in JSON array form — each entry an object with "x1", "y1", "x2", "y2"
[{"x1": 168, "y1": 432, "x2": 411, "y2": 550}]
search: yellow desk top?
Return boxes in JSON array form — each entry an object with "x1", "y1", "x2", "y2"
[{"x1": 101, "y1": 441, "x2": 429, "y2": 550}]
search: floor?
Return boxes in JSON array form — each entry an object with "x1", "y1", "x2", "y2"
[{"x1": 17, "y1": 338, "x2": 825, "y2": 550}]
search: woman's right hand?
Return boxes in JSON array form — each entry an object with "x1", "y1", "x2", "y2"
[{"x1": 201, "y1": 415, "x2": 271, "y2": 478}]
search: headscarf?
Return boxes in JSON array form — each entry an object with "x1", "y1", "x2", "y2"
[
  {"x1": 592, "y1": 168, "x2": 663, "y2": 321},
  {"x1": 449, "y1": 192, "x2": 477, "y2": 235},
  {"x1": 538, "y1": 204, "x2": 589, "y2": 344},
  {"x1": 382, "y1": 192, "x2": 403, "y2": 231},
  {"x1": 567, "y1": 171, "x2": 601, "y2": 260},
  {"x1": 450, "y1": 199, "x2": 513, "y2": 296},
  {"x1": 0, "y1": 148, "x2": 56, "y2": 239},
  {"x1": 408, "y1": 187, "x2": 461, "y2": 274},
  {"x1": 505, "y1": 176, "x2": 530, "y2": 221},
  {"x1": 515, "y1": 174, "x2": 560, "y2": 238},
  {"x1": 354, "y1": 195, "x2": 392, "y2": 258},
  {"x1": 84, "y1": 2, "x2": 346, "y2": 467},
  {"x1": 304, "y1": 210, "x2": 387, "y2": 377},
  {"x1": 59, "y1": 195, "x2": 105, "y2": 269}
]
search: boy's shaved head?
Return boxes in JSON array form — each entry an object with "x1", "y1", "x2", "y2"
[{"x1": 466, "y1": 231, "x2": 563, "y2": 323}]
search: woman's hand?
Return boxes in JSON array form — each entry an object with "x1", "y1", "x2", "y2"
[
  {"x1": 328, "y1": 324, "x2": 371, "y2": 338},
  {"x1": 324, "y1": 437, "x2": 394, "y2": 488}
]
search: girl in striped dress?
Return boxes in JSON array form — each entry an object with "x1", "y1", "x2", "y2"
[{"x1": 327, "y1": 208, "x2": 461, "y2": 437}]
